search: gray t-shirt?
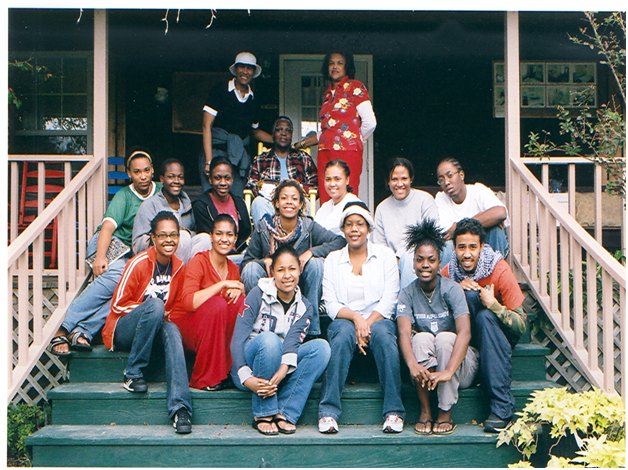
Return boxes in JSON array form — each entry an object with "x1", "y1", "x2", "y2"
[{"x1": 396, "y1": 275, "x2": 469, "y2": 335}]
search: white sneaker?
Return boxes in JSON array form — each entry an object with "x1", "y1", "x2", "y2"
[
  {"x1": 383, "y1": 414, "x2": 404, "y2": 433},
  {"x1": 318, "y1": 417, "x2": 339, "y2": 434}
]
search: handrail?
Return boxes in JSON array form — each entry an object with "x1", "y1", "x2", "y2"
[
  {"x1": 509, "y1": 155, "x2": 625, "y2": 397},
  {"x1": 7, "y1": 156, "x2": 106, "y2": 404},
  {"x1": 511, "y1": 157, "x2": 625, "y2": 284},
  {"x1": 8, "y1": 158, "x2": 102, "y2": 265}
]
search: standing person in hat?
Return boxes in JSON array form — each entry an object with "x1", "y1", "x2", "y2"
[
  {"x1": 294, "y1": 51, "x2": 376, "y2": 203},
  {"x1": 200, "y1": 52, "x2": 273, "y2": 197}
]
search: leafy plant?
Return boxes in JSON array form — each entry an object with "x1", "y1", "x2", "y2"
[
  {"x1": 497, "y1": 387, "x2": 625, "y2": 467},
  {"x1": 525, "y1": 12, "x2": 626, "y2": 198},
  {"x1": 7, "y1": 403, "x2": 48, "y2": 467}
]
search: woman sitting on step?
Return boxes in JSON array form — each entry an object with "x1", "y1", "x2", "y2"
[
  {"x1": 101, "y1": 211, "x2": 192, "y2": 434},
  {"x1": 230, "y1": 244, "x2": 331, "y2": 435},
  {"x1": 173, "y1": 214, "x2": 246, "y2": 391},
  {"x1": 240, "y1": 178, "x2": 346, "y2": 337},
  {"x1": 318, "y1": 201, "x2": 405, "y2": 434},
  {"x1": 396, "y1": 219, "x2": 479, "y2": 435}
]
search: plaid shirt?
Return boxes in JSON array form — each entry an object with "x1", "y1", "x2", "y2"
[{"x1": 246, "y1": 149, "x2": 318, "y2": 197}]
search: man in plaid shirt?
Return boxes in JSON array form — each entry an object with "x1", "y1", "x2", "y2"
[{"x1": 246, "y1": 116, "x2": 318, "y2": 223}]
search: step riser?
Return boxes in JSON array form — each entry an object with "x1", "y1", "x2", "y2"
[
  {"x1": 52, "y1": 387, "x2": 550, "y2": 426},
  {"x1": 31, "y1": 438, "x2": 521, "y2": 468},
  {"x1": 68, "y1": 353, "x2": 547, "y2": 383}
]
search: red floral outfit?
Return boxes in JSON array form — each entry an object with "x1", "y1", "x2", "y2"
[
  {"x1": 172, "y1": 251, "x2": 244, "y2": 389},
  {"x1": 318, "y1": 76, "x2": 371, "y2": 203}
]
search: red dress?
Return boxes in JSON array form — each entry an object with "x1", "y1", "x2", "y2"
[
  {"x1": 318, "y1": 76, "x2": 371, "y2": 203},
  {"x1": 172, "y1": 251, "x2": 244, "y2": 389}
]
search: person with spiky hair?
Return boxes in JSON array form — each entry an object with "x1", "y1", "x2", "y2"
[{"x1": 396, "y1": 219, "x2": 479, "y2": 436}]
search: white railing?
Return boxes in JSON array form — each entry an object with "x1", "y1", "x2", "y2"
[
  {"x1": 521, "y1": 156, "x2": 625, "y2": 251},
  {"x1": 7, "y1": 155, "x2": 106, "y2": 404},
  {"x1": 509, "y1": 155, "x2": 626, "y2": 397}
]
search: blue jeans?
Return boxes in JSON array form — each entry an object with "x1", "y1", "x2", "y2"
[
  {"x1": 231, "y1": 332, "x2": 330, "y2": 424},
  {"x1": 318, "y1": 318, "x2": 405, "y2": 422},
  {"x1": 250, "y1": 197, "x2": 275, "y2": 227},
  {"x1": 61, "y1": 232, "x2": 129, "y2": 342},
  {"x1": 465, "y1": 290, "x2": 518, "y2": 420},
  {"x1": 240, "y1": 258, "x2": 324, "y2": 336},
  {"x1": 113, "y1": 297, "x2": 192, "y2": 419},
  {"x1": 398, "y1": 251, "x2": 417, "y2": 290}
]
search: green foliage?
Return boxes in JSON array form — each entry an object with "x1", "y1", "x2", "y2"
[
  {"x1": 498, "y1": 387, "x2": 626, "y2": 468},
  {"x1": 8, "y1": 58, "x2": 52, "y2": 118},
  {"x1": 7, "y1": 404, "x2": 48, "y2": 466},
  {"x1": 525, "y1": 12, "x2": 626, "y2": 199}
]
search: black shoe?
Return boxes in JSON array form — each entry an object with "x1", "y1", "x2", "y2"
[
  {"x1": 173, "y1": 408, "x2": 192, "y2": 434},
  {"x1": 484, "y1": 413, "x2": 511, "y2": 433},
  {"x1": 123, "y1": 376, "x2": 148, "y2": 393}
]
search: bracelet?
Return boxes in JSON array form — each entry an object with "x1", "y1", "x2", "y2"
[{"x1": 205, "y1": 161, "x2": 211, "y2": 166}]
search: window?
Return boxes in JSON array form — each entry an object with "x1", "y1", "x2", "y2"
[
  {"x1": 493, "y1": 61, "x2": 596, "y2": 118},
  {"x1": 9, "y1": 52, "x2": 93, "y2": 154}
]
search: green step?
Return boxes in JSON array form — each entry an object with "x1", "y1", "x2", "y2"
[
  {"x1": 49, "y1": 380, "x2": 558, "y2": 427},
  {"x1": 67, "y1": 342, "x2": 549, "y2": 384},
  {"x1": 27, "y1": 423, "x2": 522, "y2": 467}
]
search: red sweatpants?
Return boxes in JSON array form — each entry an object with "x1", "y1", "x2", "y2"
[
  {"x1": 317, "y1": 149, "x2": 363, "y2": 204},
  {"x1": 173, "y1": 295, "x2": 244, "y2": 389}
]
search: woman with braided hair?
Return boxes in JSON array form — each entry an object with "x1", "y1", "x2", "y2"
[{"x1": 395, "y1": 219, "x2": 479, "y2": 436}]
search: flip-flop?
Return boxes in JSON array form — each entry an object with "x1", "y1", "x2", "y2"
[
  {"x1": 273, "y1": 417, "x2": 296, "y2": 434},
  {"x1": 47, "y1": 335, "x2": 72, "y2": 357},
  {"x1": 69, "y1": 331, "x2": 92, "y2": 352},
  {"x1": 414, "y1": 419, "x2": 433, "y2": 435},
  {"x1": 252, "y1": 418, "x2": 278, "y2": 436},
  {"x1": 433, "y1": 420, "x2": 457, "y2": 435}
]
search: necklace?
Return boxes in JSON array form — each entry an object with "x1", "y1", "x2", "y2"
[
  {"x1": 420, "y1": 287, "x2": 436, "y2": 304},
  {"x1": 209, "y1": 252, "x2": 228, "y2": 281},
  {"x1": 156, "y1": 259, "x2": 171, "y2": 277}
]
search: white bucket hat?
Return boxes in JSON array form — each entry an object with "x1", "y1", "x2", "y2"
[{"x1": 229, "y1": 52, "x2": 262, "y2": 79}]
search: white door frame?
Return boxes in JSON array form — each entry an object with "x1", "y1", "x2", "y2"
[{"x1": 279, "y1": 54, "x2": 375, "y2": 209}]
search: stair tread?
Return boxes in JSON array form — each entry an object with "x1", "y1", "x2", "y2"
[
  {"x1": 49, "y1": 380, "x2": 559, "y2": 399},
  {"x1": 27, "y1": 423, "x2": 502, "y2": 445}
]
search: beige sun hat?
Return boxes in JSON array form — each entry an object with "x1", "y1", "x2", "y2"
[{"x1": 229, "y1": 52, "x2": 262, "y2": 79}]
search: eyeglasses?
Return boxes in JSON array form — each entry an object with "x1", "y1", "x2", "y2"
[
  {"x1": 344, "y1": 220, "x2": 367, "y2": 229},
  {"x1": 154, "y1": 232, "x2": 180, "y2": 240},
  {"x1": 274, "y1": 127, "x2": 292, "y2": 133},
  {"x1": 437, "y1": 171, "x2": 460, "y2": 186}
]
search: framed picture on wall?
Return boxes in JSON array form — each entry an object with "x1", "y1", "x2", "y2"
[
  {"x1": 493, "y1": 60, "x2": 596, "y2": 118},
  {"x1": 521, "y1": 86, "x2": 545, "y2": 107}
]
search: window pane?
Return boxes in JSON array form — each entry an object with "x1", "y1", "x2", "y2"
[
  {"x1": 9, "y1": 135, "x2": 87, "y2": 155},
  {"x1": 63, "y1": 58, "x2": 88, "y2": 93},
  {"x1": 39, "y1": 96, "x2": 62, "y2": 129},
  {"x1": 62, "y1": 95, "x2": 88, "y2": 118}
]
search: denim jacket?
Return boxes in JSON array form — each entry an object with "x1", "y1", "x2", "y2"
[{"x1": 322, "y1": 241, "x2": 399, "y2": 320}]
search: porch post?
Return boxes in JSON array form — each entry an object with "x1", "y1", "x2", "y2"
[
  {"x1": 504, "y1": 12, "x2": 520, "y2": 259},
  {"x1": 94, "y1": 10, "x2": 109, "y2": 218}
]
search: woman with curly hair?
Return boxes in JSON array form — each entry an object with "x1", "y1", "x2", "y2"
[
  {"x1": 396, "y1": 219, "x2": 479, "y2": 436},
  {"x1": 240, "y1": 179, "x2": 346, "y2": 336}
]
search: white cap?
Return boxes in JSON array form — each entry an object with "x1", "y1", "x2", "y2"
[
  {"x1": 340, "y1": 201, "x2": 374, "y2": 233},
  {"x1": 229, "y1": 52, "x2": 262, "y2": 78}
]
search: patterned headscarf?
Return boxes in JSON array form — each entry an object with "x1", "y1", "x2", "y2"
[
  {"x1": 263, "y1": 214, "x2": 303, "y2": 255},
  {"x1": 448, "y1": 243, "x2": 503, "y2": 283}
]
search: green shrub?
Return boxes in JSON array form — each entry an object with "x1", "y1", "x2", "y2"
[{"x1": 7, "y1": 404, "x2": 48, "y2": 466}]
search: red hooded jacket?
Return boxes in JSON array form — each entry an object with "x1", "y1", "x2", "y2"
[{"x1": 102, "y1": 246, "x2": 185, "y2": 349}]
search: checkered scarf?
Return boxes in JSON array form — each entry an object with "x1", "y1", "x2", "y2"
[{"x1": 449, "y1": 243, "x2": 503, "y2": 283}]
